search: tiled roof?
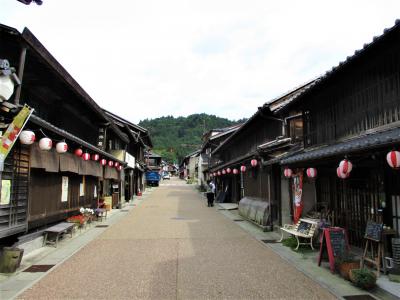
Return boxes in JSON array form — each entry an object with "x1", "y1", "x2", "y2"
[{"x1": 281, "y1": 127, "x2": 400, "y2": 165}]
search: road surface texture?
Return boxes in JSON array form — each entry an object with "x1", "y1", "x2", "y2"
[{"x1": 19, "y1": 178, "x2": 335, "y2": 299}]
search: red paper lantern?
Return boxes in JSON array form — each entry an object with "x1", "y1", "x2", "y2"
[
  {"x1": 306, "y1": 168, "x2": 317, "y2": 178},
  {"x1": 251, "y1": 159, "x2": 258, "y2": 167},
  {"x1": 92, "y1": 154, "x2": 99, "y2": 161},
  {"x1": 339, "y1": 159, "x2": 352, "y2": 174},
  {"x1": 117, "y1": 165, "x2": 123, "y2": 171},
  {"x1": 115, "y1": 162, "x2": 120, "y2": 168},
  {"x1": 217, "y1": 171, "x2": 221, "y2": 176},
  {"x1": 283, "y1": 168, "x2": 293, "y2": 178},
  {"x1": 82, "y1": 152, "x2": 90, "y2": 161},
  {"x1": 386, "y1": 150, "x2": 400, "y2": 169},
  {"x1": 240, "y1": 165, "x2": 246, "y2": 173},
  {"x1": 39, "y1": 137, "x2": 52, "y2": 150},
  {"x1": 222, "y1": 169, "x2": 226, "y2": 175},
  {"x1": 233, "y1": 168, "x2": 239, "y2": 175},
  {"x1": 56, "y1": 141, "x2": 68, "y2": 153},
  {"x1": 108, "y1": 161, "x2": 114, "y2": 167},
  {"x1": 19, "y1": 130, "x2": 35, "y2": 145},
  {"x1": 226, "y1": 168, "x2": 231, "y2": 174},
  {"x1": 74, "y1": 148, "x2": 83, "y2": 157},
  {"x1": 100, "y1": 158, "x2": 107, "y2": 166},
  {"x1": 337, "y1": 167, "x2": 349, "y2": 179}
]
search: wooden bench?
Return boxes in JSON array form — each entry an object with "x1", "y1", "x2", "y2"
[
  {"x1": 43, "y1": 222, "x2": 75, "y2": 248},
  {"x1": 278, "y1": 218, "x2": 318, "y2": 250}
]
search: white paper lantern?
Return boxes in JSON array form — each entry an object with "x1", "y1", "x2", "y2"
[
  {"x1": 222, "y1": 169, "x2": 226, "y2": 175},
  {"x1": 56, "y1": 141, "x2": 68, "y2": 153},
  {"x1": 339, "y1": 159, "x2": 353, "y2": 174},
  {"x1": 306, "y1": 168, "x2": 317, "y2": 178},
  {"x1": 337, "y1": 167, "x2": 349, "y2": 179},
  {"x1": 39, "y1": 137, "x2": 52, "y2": 151},
  {"x1": 251, "y1": 159, "x2": 258, "y2": 167},
  {"x1": 233, "y1": 168, "x2": 239, "y2": 175},
  {"x1": 283, "y1": 168, "x2": 293, "y2": 178},
  {"x1": 19, "y1": 130, "x2": 35, "y2": 145},
  {"x1": 386, "y1": 150, "x2": 400, "y2": 169},
  {"x1": 226, "y1": 168, "x2": 231, "y2": 174}
]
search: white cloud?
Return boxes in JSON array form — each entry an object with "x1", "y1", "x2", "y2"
[{"x1": 1, "y1": 0, "x2": 400, "y2": 123}]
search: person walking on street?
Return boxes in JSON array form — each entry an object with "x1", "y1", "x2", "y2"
[{"x1": 206, "y1": 180, "x2": 215, "y2": 207}]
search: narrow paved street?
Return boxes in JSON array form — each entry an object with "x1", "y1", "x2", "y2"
[{"x1": 19, "y1": 178, "x2": 335, "y2": 299}]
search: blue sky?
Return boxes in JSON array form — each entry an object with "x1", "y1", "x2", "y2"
[{"x1": 1, "y1": 1, "x2": 400, "y2": 123}]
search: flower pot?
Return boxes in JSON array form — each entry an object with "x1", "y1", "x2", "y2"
[{"x1": 339, "y1": 261, "x2": 360, "y2": 280}]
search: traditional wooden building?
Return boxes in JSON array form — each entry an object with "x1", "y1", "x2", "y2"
[
  {"x1": 104, "y1": 110, "x2": 152, "y2": 203},
  {"x1": 279, "y1": 20, "x2": 400, "y2": 247},
  {"x1": 199, "y1": 124, "x2": 242, "y2": 187},
  {"x1": 0, "y1": 24, "x2": 129, "y2": 240},
  {"x1": 209, "y1": 81, "x2": 315, "y2": 230}
]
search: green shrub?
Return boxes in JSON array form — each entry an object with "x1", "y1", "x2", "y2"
[
  {"x1": 282, "y1": 237, "x2": 298, "y2": 249},
  {"x1": 349, "y1": 268, "x2": 377, "y2": 290}
]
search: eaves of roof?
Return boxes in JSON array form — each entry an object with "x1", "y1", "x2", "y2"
[
  {"x1": 29, "y1": 114, "x2": 126, "y2": 165},
  {"x1": 281, "y1": 126, "x2": 400, "y2": 165}
]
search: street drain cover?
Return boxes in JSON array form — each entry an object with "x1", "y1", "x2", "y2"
[
  {"x1": 23, "y1": 265, "x2": 55, "y2": 272},
  {"x1": 343, "y1": 296, "x2": 376, "y2": 300},
  {"x1": 120, "y1": 210, "x2": 129, "y2": 212},
  {"x1": 261, "y1": 240, "x2": 279, "y2": 243},
  {"x1": 233, "y1": 219, "x2": 245, "y2": 222},
  {"x1": 95, "y1": 225, "x2": 109, "y2": 228}
]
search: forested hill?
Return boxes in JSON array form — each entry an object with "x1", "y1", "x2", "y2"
[{"x1": 138, "y1": 114, "x2": 244, "y2": 163}]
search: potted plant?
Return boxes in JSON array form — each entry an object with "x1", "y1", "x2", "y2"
[
  {"x1": 335, "y1": 252, "x2": 360, "y2": 280},
  {"x1": 349, "y1": 268, "x2": 377, "y2": 290}
]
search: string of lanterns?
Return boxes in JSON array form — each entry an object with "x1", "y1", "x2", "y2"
[
  {"x1": 212, "y1": 159, "x2": 261, "y2": 177},
  {"x1": 19, "y1": 129, "x2": 123, "y2": 171},
  {"x1": 212, "y1": 150, "x2": 400, "y2": 181}
]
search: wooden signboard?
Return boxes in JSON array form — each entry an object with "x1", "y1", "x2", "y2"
[
  {"x1": 318, "y1": 227, "x2": 349, "y2": 273},
  {"x1": 364, "y1": 221, "x2": 383, "y2": 242}
]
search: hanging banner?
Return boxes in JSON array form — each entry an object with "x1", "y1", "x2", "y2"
[
  {"x1": 292, "y1": 171, "x2": 303, "y2": 224},
  {"x1": 0, "y1": 179, "x2": 11, "y2": 205},
  {"x1": 61, "y1": 176, "x2": 69, "y2": 202},
  {"x1": 0, "y1": 105, "x2": 34, "y2": 171}
]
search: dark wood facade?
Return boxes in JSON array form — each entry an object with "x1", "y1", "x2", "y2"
[
  {"x1": 280, "y1": 21, "x2": 400, "y2": 247},
  {"x1": 0, "y1": 24, "x2": 130, "y2": 240}
]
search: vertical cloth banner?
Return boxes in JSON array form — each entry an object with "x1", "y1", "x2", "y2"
[
  {"x1": 292, "y1": 172, "x2": 303, "y2": 224},
  {"x1": 0, "y1": 105, "x2": 34, "y2": 171}
]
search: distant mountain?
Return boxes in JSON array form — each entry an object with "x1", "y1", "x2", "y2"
[{"x1": 139, "y1": 114, "x2": 245, "y2": 163}]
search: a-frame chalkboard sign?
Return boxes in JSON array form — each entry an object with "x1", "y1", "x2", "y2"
[
  {"x1": 318, "y1": 227, "x2": 349, "y2": 273},
  {"x1": 360, "y1": 221, "x2": 384, "y2": 276}
]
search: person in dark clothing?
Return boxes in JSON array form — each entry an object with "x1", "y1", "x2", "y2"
[{"x1": 206, "y1": 180, "x2": 215, "y2": 207}]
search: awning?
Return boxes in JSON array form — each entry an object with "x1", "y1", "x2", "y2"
[
  {"x1": 104, "y1": 166, "x2": 120, "y2": 180},
  {"x1": 281, "y1": 127, "x2": 400, "y2": 165}
]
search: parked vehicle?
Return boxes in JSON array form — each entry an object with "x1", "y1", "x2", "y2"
[
  {"x1": 163, "y1": 172, "x2": 171, "y2": 180},
  {"x1": 146, "y1": 171, "x2": 161, "y2": 186}
]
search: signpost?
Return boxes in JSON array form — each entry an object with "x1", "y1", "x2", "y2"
[{"x1": 318, "y1": 227, "x2": 349, "y2": 273}]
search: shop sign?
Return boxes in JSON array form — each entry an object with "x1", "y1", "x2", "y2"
[
  {"x1": 61, "y1": 176, "x2": 68, "y2": 202},
  {"x1": 125, "y1": 153, "x2": 135, "y2": 168}
]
